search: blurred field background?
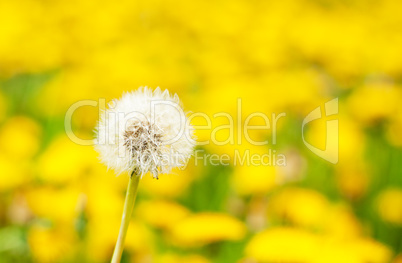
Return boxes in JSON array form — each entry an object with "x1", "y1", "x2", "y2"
[{"x1": 1, "y1": 0, "x2": 402, "y2": 262}]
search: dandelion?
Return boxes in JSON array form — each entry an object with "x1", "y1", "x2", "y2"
[
  {"x1": 168, "y1": 212, "x2": 246, "y2": 246},
  {"x1": 95, "y1": 87, "x2": 194, "y2": 263}
]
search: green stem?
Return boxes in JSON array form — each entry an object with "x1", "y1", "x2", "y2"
[{"x1": 111, "y1": 173, "x2": 140, "y2": 263}]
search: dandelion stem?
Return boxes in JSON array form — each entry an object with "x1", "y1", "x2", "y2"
[{"x1": 111, "y1": 172, "x2": 140, "y2": 263}]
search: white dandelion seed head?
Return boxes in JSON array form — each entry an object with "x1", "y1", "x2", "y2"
[{"x1": 95, "y1": 87, "x2": 195, "y2": 178}]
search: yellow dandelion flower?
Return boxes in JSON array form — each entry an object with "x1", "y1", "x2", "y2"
[
  {"x1": 36, "y1": 135, "x2": 96, "y2": 184},
  {"x1": 136, "y1": 200, "x2": 190, "y2": 229},
  {"x1": 124, "y1": 221, "x2": 155, "y2": 254},
  {"x1": 347, "y1": 82, "x2": 401, "y2": 124},
  {"x1": 305, "y1": 114, "x2": 364, "y2": 163},
  {"x1": 245, "y1": 227, "x2": 319, "y2": 262},
  {"x1": 86, "y1": 217, "x2": 121, "y2": 262},
  {"x1": 376, "y1": 188, "x2": 402, "y2": 225},
  {"x1": 156, "y1": 253, "x2": 211, "y2": 263},
  {"x1": 25, "y1": 186, "x2": 81, "y2": 224},
  {"x1": 349, "y1": 238, "x2": 392, "y2": 263},
  {"x1": 268, "y1": 187, "x2": 330, "y2": 228},
  {"x1": 321, "y1": 205, "x2": 362, "y2": 239},
  {"x1": 169, "y1": 213, "x2": 246, "y2": 246},
  {"x1": 232, "y1": 164, "x2": 278, "y2": 196},
  {"x1": 0, "y1": 116, "x2": 41, "y2": 160},
  {"x1": 139, "y1": 170, "x2": 194, "y2": 198},
  {"x1": 246, "y1": 227, "x2": 392, "y2": 263},
  {"x1": 85, "y1": 176, "x2": 124, "y2": 220},
  {"x1": 28, "y1": 224, "x2": 78, "y2": 263},
  {"x1": 0, "y1": 154, "x2": 32, "y2": 191},
  {"x1": 335, "y1": 162, "x2": 370, "y2": 200}
]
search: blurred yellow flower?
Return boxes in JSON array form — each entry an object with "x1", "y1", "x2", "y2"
[
  {"x1": 376, "y1": 188, "x2": 402, "y2": 225},
  {"x1": 0, "y1": 0, "x2": 65, "y2": 75},
  {"x1": 269, "y1": 188, "x2": 362, "y2": 238},
  {"x1": 86, "y1": 217, "x2": 121, "y2": 262},
  {"x1": 85, "y1": 175, "x2": 124, "y2": 220},
  {"x1": 169, "y1": 212, "x2": 246, "y2": 246},
  {"x1": 232, "y1": 163, "x2": 278, "y2": 196},
  {"x1": 245, "y1": 227, "x2": 320, "y2": 262},
  {"x1": 246, "y1": 227, "x2": 392, "y2": 263},
  {"x1": 0, "y1": 116, "x2": 41, "y2": 160},
  {"x1": 335, "y1": 162, "x2": 370, "y2": 200},
  {"x1": 337, "y1": 119, "x2": 364, "y2": 157},
  {"x1": 26, "y1": 186, "x2": 81, "y2": 224},
  {"x1": 268, "y1": 187, "x2": 329, "y2": 228},
  {"x1": 156, "y1": 253, "x2": 210, "y2": 263},
  {"x1": 306, "y1": 113, "x2": 365, "y2": 164},
  {"x1": 140, "y1": 170, "x2": 194, "y2": 198},
  {"x1": 262, "y1": 69, "x2": 325, "y2": 114},
  {"x1": 36, "y1": 135, "x2": 96, "y2": 184},
  {"x1": 348, "y1": 238, "x2": 392, "y2": 263},
  {"x1": 316, "y1": 237, "x2": 392, "y2": 263},
  {"x1": 347, "y1": 81, "x2": 401, "y2": 125},
  {"x1": 0, "y1": 155, "x2": 32, "y2": 191},
  {"x1": 136, "y1": 199, "x2": 190, "y2": 229},
  {"x1": 124, "y1": 220, "x2": 155, "y2": 254},
  {"x1": 321, "y1": 205, "x2": 362, "y2": 239},
  {"x1": 290, "y1": 8, "x2": 369, "y2": 80},
  {"x1": 28, "y1": 224, "x2": 78, "y2": 263},
  {"x1": 38, "y1": 66, "x2": 112, "y2": 123}
]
